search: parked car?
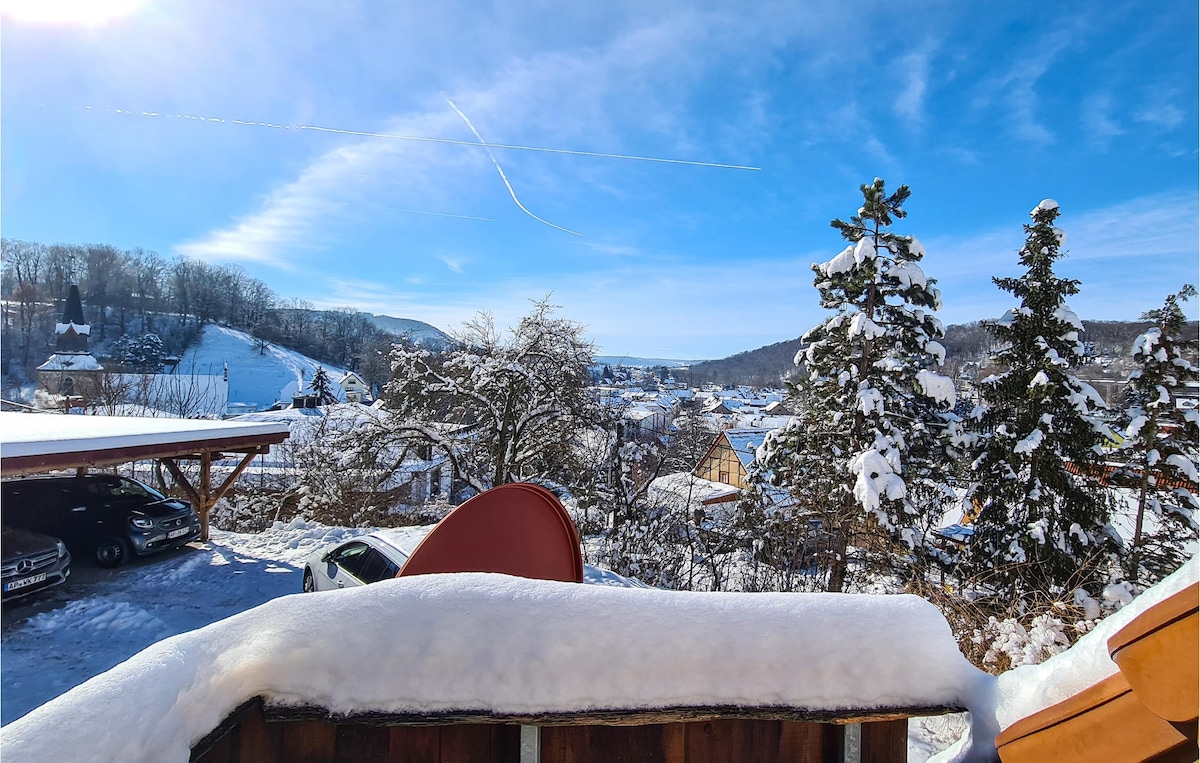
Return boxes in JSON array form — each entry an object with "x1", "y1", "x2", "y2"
[
  {"x1": 303, "y1": 528, "x2": 423, "y2": 592},
  {"x1": 1, "y1": 526, "x2": 72, "y2": 600},
  {"x1": 1, "y1": 475, "x2": 202, "y2": 568}
]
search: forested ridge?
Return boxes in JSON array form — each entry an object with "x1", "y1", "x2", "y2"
[
  {"x1": 680, "y1": 319, "x2": 1199, "y2": 387},
  {"x1": 0, "y1": 239, "x2": 439, "y2": 394},
  {"x1": 2, "y1": 237, "x2": 1195, "y2": 394}
]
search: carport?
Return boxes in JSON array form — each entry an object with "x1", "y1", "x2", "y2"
[{"x1": 1, "y1": 412, "x2": 290, "y2": 540}]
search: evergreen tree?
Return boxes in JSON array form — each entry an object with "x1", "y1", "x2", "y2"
[
  {"x1": 111, "y1": 332, "x2": 165, "y2": 371},
  {"x1": 1116, "y1": 285, "x2": 1199, "y2": 586},
  {"x1": 750, "y1": 179, "x2": 956, "y2": 591},
  {"x1": 308, "y1": 365, "x2": 337, "y2": 405},
  {"x1": 965, "y1": 199, "x2": 1117, "y2": 603}
]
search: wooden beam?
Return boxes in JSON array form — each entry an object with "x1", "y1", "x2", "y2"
[
  {"x1": 162, "y1": 457, "x2": 203, "y2": 509},
  {"x1": 261, "y1": 702, "x2": 965, "y2": 728},
  {"x1": 210, "y1": 447, "x2": 266, "y2": 508}
]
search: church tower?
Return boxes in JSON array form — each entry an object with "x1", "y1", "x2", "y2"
[
  {"x1": 55, "y1": 284, "x2": 91, "y2": 352},
  {"x1": 37, "y1": 284, "x2": 104, "y2": 404}
]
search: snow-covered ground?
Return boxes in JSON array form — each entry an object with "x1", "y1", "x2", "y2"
[
  {"x1": 0, "y1": 519, "x2": 366, "y2": 725},
  {"x1": 179, "y1": 325, "x2": 351, "y2": 412},
  {"x1": 5, "y1": 511, "x2": 1191, "y2": 762},
  {"x1": 0, "y1": 520, "x2": 643, "y2": 727}
]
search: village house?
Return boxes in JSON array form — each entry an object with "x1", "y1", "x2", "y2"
[
  {"x1": 647, "y1": 427, "x2": 777, "y2": 527},
  {"x1": 337, "y1": 370, "x2": 372, "y2": 403}
]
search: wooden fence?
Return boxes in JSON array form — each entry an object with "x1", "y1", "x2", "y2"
[{"x1": 191, "y1": 698, "x2": 923, "y2": 763}]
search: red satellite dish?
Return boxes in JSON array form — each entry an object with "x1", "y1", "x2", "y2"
[{"x1": 397, "y1": 483, "x2": 583, "y2": 583}]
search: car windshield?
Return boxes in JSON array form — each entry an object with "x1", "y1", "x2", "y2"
[{"x1": 112, "y1": 478, "x2": 166, "y2": 501}]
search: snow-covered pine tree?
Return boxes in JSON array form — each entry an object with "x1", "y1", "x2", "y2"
[
  {"x1": 308, "y1": 365, "x2": 337, "y2": 405},
  {"x1": 965, "y1": 199, "x2": 1116, "y2": 604},
  {"x1": 1116, "y1": 285, "x2": 1199, "y2": 586},
  {"x1": 750, "y1": 179, "x2": 956, "y2": 591}
]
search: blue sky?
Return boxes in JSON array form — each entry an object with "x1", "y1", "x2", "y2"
[{"x1": 2, "y1": 1, "x2": 1197, "y2": 359}]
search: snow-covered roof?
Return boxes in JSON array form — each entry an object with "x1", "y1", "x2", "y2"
[
  {"x1": 648, "y1": 471, "x2": 739, "y2": 506},
  {"x1": 231, "y1": 402, "x2": 387, "y2": 438},
  {"x1": 0, "y1": 412, "x2": 290, "y2": 474},
  {"x1": 53, "y1": 322, "x2": 90, "y2": 336},
  {"x1": 35, "y1": 353, "x2": 103, "y2": 372},
  {"x1": 1, "y1": 573, "x2": 991, "y2": 762}
]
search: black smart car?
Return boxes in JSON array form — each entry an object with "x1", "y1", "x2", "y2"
[
  {"x1": 1, "y1": 526, "x2": 72, "y2": 599},
  {"x1": 1, "y1": 475, "x2": 201, "y2": 568}
]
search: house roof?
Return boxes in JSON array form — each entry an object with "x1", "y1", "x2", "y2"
[
  {"x1": 36, "y1": 353, "x2": 103, "y2": 372},
  {"x1": 648, "y1": 471, "x2": 740, "y2": 506},
  {"x1": 721, "y1": 428, "x2": 772, "y2": 470}
]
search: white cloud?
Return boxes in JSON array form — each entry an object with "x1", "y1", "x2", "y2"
[
  {"x1": 1082, "y1": 92, "x2": 1124, "y2": 146},
  {"x1": 894, "y1": 48, "x2": 932, "y2": 126},
  {"x1": 438, "y1": 256, "x2": 465, "y2": 273},
  {"x1": 1135, "y1": 104, "x2": 1185, "y2": 131}
]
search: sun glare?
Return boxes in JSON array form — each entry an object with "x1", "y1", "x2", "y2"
[{"x1": 1, "y1": 0, "x2": 146, "y2": 26}]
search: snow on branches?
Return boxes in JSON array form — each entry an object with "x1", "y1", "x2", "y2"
[
  {"x1": 750, "y1": 179, "x2": 958, "y2": 592},
  {"x1": 965, "y1": 200, "x2": 1117, "y2": 603}
]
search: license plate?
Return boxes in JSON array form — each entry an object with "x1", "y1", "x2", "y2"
[
  {"x1": 167, "y1": 527, "x2": 190, "y2": 539},
  {"x1": 4, "y1": 573, "x2": 47, "y2": 592}
]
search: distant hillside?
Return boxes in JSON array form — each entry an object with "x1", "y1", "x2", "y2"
[
  {"x1": 595, "y1": 355, "x2": 705, "y2": 368},
  {"x1": 677, "y1": 320, "x2": 1200, "y2": 388},
  {"x1": 368, "y1": 315, "x2": 450, "y2": 348}
]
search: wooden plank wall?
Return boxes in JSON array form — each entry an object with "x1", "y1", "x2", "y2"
[{"x1": 191, "y1": 701, "x2": 909, "y2": 763}]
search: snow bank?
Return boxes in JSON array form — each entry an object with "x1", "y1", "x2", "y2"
[
  {"x1": 992, "y1": 556, "x2": 1198, "y2": 730},
  {"x1": 2, "y1": 575, "x2": 993, "y2": 763},
  {"x1": 931, "y1": 557, "x2": 1198, "y2": 763}
]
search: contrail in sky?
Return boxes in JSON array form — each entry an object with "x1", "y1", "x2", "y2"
[
  {"x1": 78, "y1": 105, "x2": 762, "y2": 170},
  {"x1": 383, "y1": 207, "x2": 495, "y2": 222},
  {"x1": 445, "y1": 98, "x2": 582, "y2": 237},
  {"x1": 72, "y1": 103, "x2": 760, "y2": 237}
]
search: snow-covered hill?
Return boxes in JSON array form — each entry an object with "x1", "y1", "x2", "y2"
[
  {"x1": 178, "y1": 326, "x2": 351, "y2": 412},
  {"x1": 368, "y1": 314, "x2": 450, "y2": 348}
]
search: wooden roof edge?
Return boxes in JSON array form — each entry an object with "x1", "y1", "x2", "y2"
[{"x1": 259, "y1": 701, "x2": 967, "y2": 728}]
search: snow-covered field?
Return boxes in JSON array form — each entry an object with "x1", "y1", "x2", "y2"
[{"x1": 179, "y1": 325, "x2": 351, "y2": 411}]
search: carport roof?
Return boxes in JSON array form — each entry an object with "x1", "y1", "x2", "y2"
[{"x1": 0, "y1": 412, "x2": 290, "y2": 476}]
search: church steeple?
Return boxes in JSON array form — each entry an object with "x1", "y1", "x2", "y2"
[{"x1": 55, "y1": 285, "x2": 91, "y2": 353}]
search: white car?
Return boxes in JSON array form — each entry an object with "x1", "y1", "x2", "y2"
[{"x1": 302, "y1": 527, "x2": 430, "y2": 593}]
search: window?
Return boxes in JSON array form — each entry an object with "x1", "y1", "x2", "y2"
[
  {"x1": 331, "y1": 541, "x2": 371, "y2": 579},
  {"x1": 356, "y1": 549, "x2": 401, "y2": 584},
  {"x1": 718, "y1": 471, "x2": 730, "y2": 484}
]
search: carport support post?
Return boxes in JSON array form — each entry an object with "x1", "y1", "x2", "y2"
[
  {"x1": 199, "y1": 450, "x2": 212, "y2": 541},
  {"x1": 162, "y1": 447, "x2": 267, "y2": 544}
]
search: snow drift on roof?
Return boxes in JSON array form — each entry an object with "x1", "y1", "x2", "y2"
[
  {"x1": 2, "y1": 573, "x2": 994, "y2": 763},
  {"x1": 722, "y1": 428, "x2": 773, "y2": 470},
  {"x1": 35, "y1": 353, "x2": 103, "y2": 372}
]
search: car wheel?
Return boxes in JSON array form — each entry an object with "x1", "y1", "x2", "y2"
[
  {"x1": 303, "y1": 568, "x2": 316, "y2": 593},
  {"x1": 95, "y1": 537, "x2": 129, "y2": 568}
]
